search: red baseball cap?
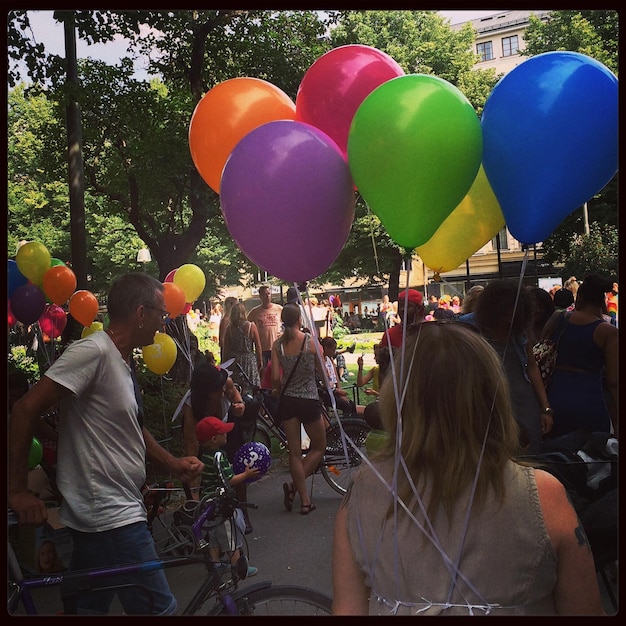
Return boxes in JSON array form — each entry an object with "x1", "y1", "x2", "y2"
[
  {"x1": 398, "y1": 289, "x2": 423, "y2": 306},
  {"x1": 196, "y1": 416, "x2": 234, "y2": 443}
]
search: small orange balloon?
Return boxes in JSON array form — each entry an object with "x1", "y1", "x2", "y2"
[
  {"x1": 69, "y1": 290, "x2": 99, "y2": 327},
  {"x1": 189, "y1": 77, "x2": 296, "y2": 193},
  {"x1": 162, "y1": 282, "x2": 186, "y2": 318},
  {"x1": 42, "y1": 265, "x2": 78, "y2": 305}
]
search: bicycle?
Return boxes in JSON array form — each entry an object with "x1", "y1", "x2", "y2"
[
  {"x1": 8, "y1": 452, "x2": 333, "y2": 616},
  {"x1": 235, "y1": 364, "x2": 371, "y2": 496}
]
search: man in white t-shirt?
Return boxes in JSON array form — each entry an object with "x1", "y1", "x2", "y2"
[{"x1": 9, "y1": 273, "x2": 204, "y2": 615}]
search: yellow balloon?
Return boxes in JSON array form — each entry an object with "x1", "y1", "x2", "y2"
[
  {"x1": 81, "y1": 321, "x2": 104, "y2": 338},
  {"x1": 416, "y1": 166, "x2": 505, "y2": 273},
  {"x1": 16, "y1": 241, "x2": 51, "y2": 285},
  {"x1": 173, "y1": 264, "x2": 206, "y2": 302},
  {"x1": 142, "y1": 332, "x2": 177, "y2": 375}
]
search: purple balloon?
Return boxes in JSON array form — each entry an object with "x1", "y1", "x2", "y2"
[
  {"x1": 233, "y1": 441, "x2": 271, "y2": 483},
  {"x1": 10, "y1": 283, "x2": 47, "y2": 325},
  {"x1": 220, "y1": 120, "x2": 355, "y2": 283}
]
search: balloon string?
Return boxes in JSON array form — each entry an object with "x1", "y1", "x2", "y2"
[{"x1": 365, "y1": 200, "x2": 381, "y2": 277}]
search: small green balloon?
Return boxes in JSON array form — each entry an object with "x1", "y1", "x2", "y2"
[{"x1": 28, "y1": 437, "x2": 43, "y2": 470}]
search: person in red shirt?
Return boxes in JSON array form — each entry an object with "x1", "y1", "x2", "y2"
[{"x1": 380, "y1": 289, "x2": 426, "y2": 349}]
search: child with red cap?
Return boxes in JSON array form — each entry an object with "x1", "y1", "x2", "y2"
[{"x1": 196, "y1": 416, "x2": 259, "y2": 576}]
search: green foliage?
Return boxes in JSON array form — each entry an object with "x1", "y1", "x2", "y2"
[
  {"x1": 523, "y1": 10, "x2": 618, "y2": 75},
  {"x1": 556, "y1": 223, "x2": 618, "y2": 281},
  {"x1": 193, "y1": 325, "x2": 221, "y2": 363},
  {"x1": 8, "y1": 345, "x2": 41, "y2": 384}
]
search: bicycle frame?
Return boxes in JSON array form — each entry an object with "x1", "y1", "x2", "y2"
[{"x1": 8, "y1": 452, "x2": 255, "y2": 616}]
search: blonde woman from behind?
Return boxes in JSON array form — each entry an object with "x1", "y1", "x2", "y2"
[{"x1": 332, "y1": 321, "x2": 604, "y2": 616}]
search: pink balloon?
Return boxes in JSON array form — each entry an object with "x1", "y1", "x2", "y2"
[
  {"x1": 296, "y1": 45, "x2": 405, "y2": 158},
  {"x1": 220, "y1": 120, "x2": 355, "y2": 283},
  {"x1": 164, "y1": 269, "x2": 177, "y2": 283},
  {"x1": 8, "y1": 302, "x2": 17, "y2": 327},
  {"x1": 39, "y1": 303, "x2": 67, "y2": 339}
]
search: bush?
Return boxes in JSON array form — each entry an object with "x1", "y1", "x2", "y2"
[{"x1": 8, "y1": 345, "x2": 40, "y2": 384}]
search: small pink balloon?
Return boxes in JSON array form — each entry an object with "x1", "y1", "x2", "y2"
[
  {"x1": 39, "y1": 303, "x2": 67, "y2": 339},
  {"x1": 296, "y1": 45, "x2": 405, "y2": 158},
  {"x1": 8, "y1": 302, "x2": 17, "y2": 327},
  {"x1": 164, "y1": 269, "x2": 177, "y2": 283}
]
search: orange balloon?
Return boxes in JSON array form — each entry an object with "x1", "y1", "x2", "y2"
[
  {"x1": 189, "y1": 77, "x2": 296, "y2": 193},
  {"x1": 162, "y1": 282, "x2": 186, "y2": 318},
  {"x1": 42, "y1": 265, "x2": 78, "y2": 305},
  {"x1": 69, "y1": 290, "x2": 99, "y2": 327}
]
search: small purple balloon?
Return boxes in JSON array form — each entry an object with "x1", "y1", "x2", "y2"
[
  {"x1": 233, "y1": 442, "x2": 271, "y2": 483},
  {"x1": 220, "y1": 120, "x2": 355, "y2": 283},
  {"x1": 10, "y1": 283, "x2": 47, "y2": 325}
]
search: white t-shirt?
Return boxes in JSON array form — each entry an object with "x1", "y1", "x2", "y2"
[{"x1": 45, "y1": 331, "x2": 147, "y2": 532}]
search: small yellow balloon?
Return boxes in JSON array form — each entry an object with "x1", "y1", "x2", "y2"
[
  {"x1": 173, "y1": 264, "x2": 206, "y2": 302},
  {"x1": 16, "y1": 241, "x2": 51, "y2": 285},
  {"x1": 142, "y1": 332, "x2": 177, "y2": 375},
  {"x1": 81, "y1": 321, "x2": 104, "y2": 338},
  {"x1": 416, "y1": 166, "x2": 505, "y2": 273}
]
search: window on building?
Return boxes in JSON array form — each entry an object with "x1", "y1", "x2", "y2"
[
  {"x1": 502, "y1": 35, "x2": 519, "y2": 57},
  {"x1": 492, "y1": 227, "x2": 509, "y2": 251},
  {"x1": 476, "y1": 41, "x2": 494, "y2": 62}
]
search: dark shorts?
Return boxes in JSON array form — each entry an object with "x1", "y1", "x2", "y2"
[{"x1": 277, "y1": 396, "x2": 322, "y2": 425}]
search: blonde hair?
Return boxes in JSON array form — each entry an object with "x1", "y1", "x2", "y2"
[
  {"x1": 228, "y1": 301, "x2": 247, "y2": 329},
  {"x1": 378, "y1": 322, "x2": 520, "y2": 524}
]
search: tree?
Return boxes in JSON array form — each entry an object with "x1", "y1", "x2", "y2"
[
  {"x1": 8, "y1": 10, "x2": 332, "y2": 297},
  {"x1": 8, "y1": 10, "x2": 498, "y2": 298},
  {"x1": 556, "y1": 223, "x2": 618, "y2": 281}
]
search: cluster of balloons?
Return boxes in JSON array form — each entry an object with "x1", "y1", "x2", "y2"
[
  {"x1": 141, "y1": 263, "x2": 206, "y2": 376},
  {"x1": 8, "y1": 241, "x2": 99, "y2": 338},
  {"x1": 190, "y1": 46, "x2": 617, "y2": 278}
]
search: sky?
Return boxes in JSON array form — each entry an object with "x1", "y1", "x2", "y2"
[{"x1": 20, "y1": 10, "x2": 505, "y2": 81}]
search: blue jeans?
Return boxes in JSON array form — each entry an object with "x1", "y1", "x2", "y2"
[{"x1": 66, "y1": 521, "x2": 177, "y2": 615}]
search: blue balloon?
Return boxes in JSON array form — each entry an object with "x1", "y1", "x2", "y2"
[
  {"x1": 8, "y1": 260, "x2": 28, "y2": 298},
  {"x1": 481, "y1": 51, "x2": 618, "y2": 245},
  {"x1": 233, "y1": 442, "x2": 271, "y2": 484}
]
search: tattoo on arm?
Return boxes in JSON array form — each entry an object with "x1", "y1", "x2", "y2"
[{"x1": 574, "y1": 524, "x2": 591, "y2": 552}]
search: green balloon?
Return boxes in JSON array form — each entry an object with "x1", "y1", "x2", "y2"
[
  {"x1": 347, "y1": 74, "x2": 483, "y2": 249},
  {"x1": 28, "y1": 437, "x2": 43, "y2": 470},
  {"x1": 50, "y1": 258, "x2": 66, "y2": 267}
]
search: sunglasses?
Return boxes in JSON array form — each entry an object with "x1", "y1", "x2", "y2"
[{"x1": 144, "y1": 305, "x2": 169, "y2": 322}]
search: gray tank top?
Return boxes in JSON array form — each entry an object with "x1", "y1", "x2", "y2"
[
  {"x1": 278, "y1": 333, "x2": 318, "y2": 400},
  {"x1": 346, "y1": 459, "x2": 558, "y2": 615}
]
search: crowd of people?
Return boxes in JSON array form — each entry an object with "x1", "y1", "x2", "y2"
[{"x1": 8, "y1": 272, "x2": 617, "y2": 615}]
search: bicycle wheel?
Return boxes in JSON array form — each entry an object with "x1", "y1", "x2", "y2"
[
  {"x1": 320, "y1": 418, "x2": 371, "y2": 495},
  {"x1": 211, "y1": 584, "x2": 333, "y2": 615}
]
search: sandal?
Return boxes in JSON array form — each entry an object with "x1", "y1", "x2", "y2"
[
  {"x1": 282, "y1": 482, "x2": 295, "y2": 512},
  {"x1": 300, "y1": 503, "x2": 316, "y2": 516}
]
